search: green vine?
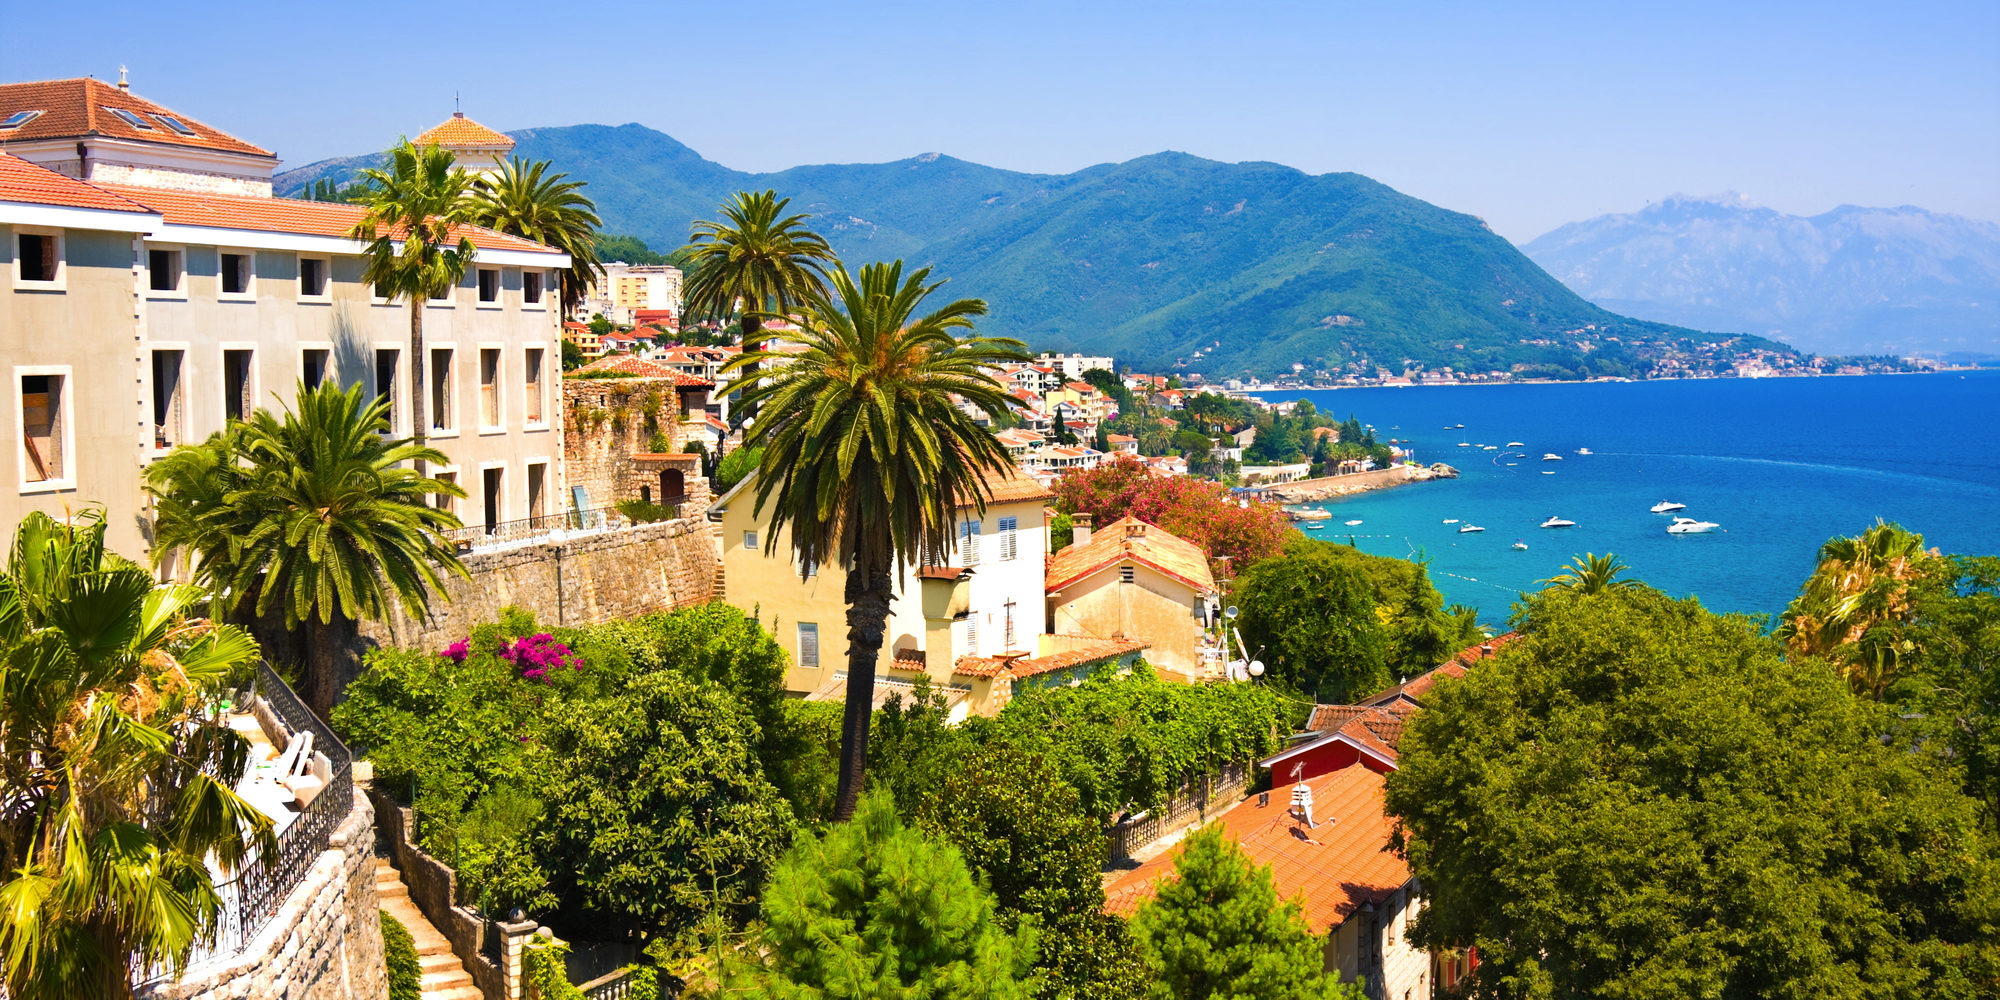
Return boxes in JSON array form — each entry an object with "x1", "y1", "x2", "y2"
[{"x1": 523, "y1": 932, "x2": 658, "y2": 1000}]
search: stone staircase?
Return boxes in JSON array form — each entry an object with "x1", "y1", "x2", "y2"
[{"x1": 376, "y1": 859, "x2": 482, "y2": 1000}]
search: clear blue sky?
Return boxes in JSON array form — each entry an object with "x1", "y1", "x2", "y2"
[{"x1": 6, "y1": 0, "x2": 1995, "y2": 242}]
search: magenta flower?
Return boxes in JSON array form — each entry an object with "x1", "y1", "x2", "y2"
[
  {"x1": 441, "y1": 638, "x2": 471, "y2": 663},
  {"x1": 498, "y1": 632, "x2": 579, "y2": 684}
]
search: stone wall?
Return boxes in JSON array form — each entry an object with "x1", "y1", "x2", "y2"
[
  {"x1": 563, "y1": 378, "x2": 709, "y2": 509},
  {"x1": 360, "y1": 514, "x2": 720, "y2": 654},
  {"x1": 140, "y1": 788, "x2": 385, "y2": 1000}
]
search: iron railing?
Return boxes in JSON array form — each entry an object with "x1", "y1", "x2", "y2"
[
  {"x1": 445, "y1": 506, "x2": 618, "y2": 550},
  {"x1": 580, "y1": 966, "x2": 673, "y2": 1000}
]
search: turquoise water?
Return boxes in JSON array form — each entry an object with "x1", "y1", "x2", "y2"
[{"x1": 1258, "y1": 371, "x2": 2000, "y2": 627}]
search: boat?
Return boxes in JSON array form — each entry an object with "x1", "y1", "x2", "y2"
[
  {"x1": 1512, "y1": 540, "x2": 1528, "y2": 550},
  {"x1": 1442, "y1": 518, "x2": 1459, "y2": 524},
  {"x1": 1650, "y1": 500, "x2": 1687, "y2": 514},
  {"x1": 1542, "y1": 453, "x2": 1563, "y2": 462},
  {"x1": 1458, "y1": 524, "x2": 1484, "y2": 533},
  {"x1": 1344, "y1": 519, "x2": 1363, "y2": 526},
  {"x1": 1540, "y1": 516, "x2": 1576, "y2": 528},
  {"x1": 1667, "y1": 517, "x2": 1720, "y2": 534},
  {"x1": 1541, "y1": 470, "x2": 1555, "y2": 474},
  {"x1": 1506, "y1": 441, "x2": 1524, "y2": 448},
  {"x1": 1482, "y1": 445, "x2": 1498, "y2": 450},
  {"x1": 1456, "y1": 442, "x2": 1471, "y2": 448},
  {"x1": 1302, "y1": 521, "x2": 1326, "y2": 530},
  {"x1": 1456, "y1": 424, "x2": 1465, "y2": 429},
  {"x1": 1505, "y1": 462, "x2": 1518, "y2": 466},
  {"x1": 1576, "y1": 447, "x2": 1593, "y2": 455},
  {"x1": 1288, "y1": 508, "x2": 1333, "y2": 522}
]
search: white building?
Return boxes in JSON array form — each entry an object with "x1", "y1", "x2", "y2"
[{"x1": 1037, "y1": 352, "x2": 1116, "y2": 380}]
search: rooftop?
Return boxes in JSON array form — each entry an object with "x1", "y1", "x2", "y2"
[
  {"x1": 414, "y1": 112, "x2": 514, "y2": 150},
  {"x1": 99, "y1": 183, "x2": 560, "y2": 255},
  {"x1": 0, "y1": 153, "x2": 152, "y2": 214},
  {"x1": 573, "y1": 355, "x2": 715, "y2": 387},
  {"x1": 953, "y1": 636, "x2": 1148, "y2": 680},
  {"x1": 0, "y1": 77, "x2": 273, "y2": 157},
  {"x1": 1046, "y1": 516, "x2": 1216, "y2": 595}
]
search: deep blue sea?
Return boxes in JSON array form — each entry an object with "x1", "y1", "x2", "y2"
[{"x1": 1258, "y1": 371, "x2": 2000, "y2": 628}]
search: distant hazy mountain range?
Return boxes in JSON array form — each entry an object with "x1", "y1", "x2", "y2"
[
  {"x1": 279, "y1": 125, "x2": 1778, "y2": 377},
  {"x1": 1522, "y1": 194, "x2": 2000, "y2": 358}
]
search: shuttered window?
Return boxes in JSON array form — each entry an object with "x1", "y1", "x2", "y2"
[
  {"x1": 798, "y1": 623, "x2": 819, "y2": 667},
  {"x1": 999, "y1": 516, "x2": 1019, "y2": 561},
  {"x1": 960, "y1": 520, "x2": 982, "y2": 566}
]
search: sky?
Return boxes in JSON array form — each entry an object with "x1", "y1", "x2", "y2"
[{"x1": 4, "y1": 0, "x2": 1996, "y2": 242}]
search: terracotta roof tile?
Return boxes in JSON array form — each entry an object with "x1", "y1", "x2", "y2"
[
  {"x1": 1361, "y1": 632, "x2": 1516, "y2": 707},
  {"x1": 968, "y1": 463, "x2": 1058, "y2": 507},
  {"x1": 1046, "y1": 516, "x2": 1216, "y2": 594},
  {"x1": 414, "y1": 113, "x2": 515, "y2": 149},
  {"x1": 1104, "y1": 766, "x2": 1411, "y2": 932},
  {"x1": 575, "y1": 355, "x2": 715, "y2": 386},
  {"x1": 0, "y1": 154, "x2": 153, "y2": 214},
  {"x1": 0, "y1": 78, "x2": 272, "y2": 157},
  {"x1": 956, "y1": 637, "x2": 1149, "y2": 681},
  {"x1": 98, "y1": 184, "x2": 559, "y2": 254}
]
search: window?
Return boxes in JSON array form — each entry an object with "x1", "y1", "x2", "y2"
[
  {"x1": 522, "y1": 270, "x2": 543, "y2": 304},
  {"x1": 151, "y1": 113, "x2": 197, "y2": 136},
  {"x1": 299, "y1": 257, "x2": 328, "y2": 298},
  {"x1": 1120, "y1": 565, "x2": 1136, "y2": 584},
  {"x1": 0, "y1": 110, "x2": 43, "y2": 130},
  {"x1": 482, "y1": 467, "x2": 504, "y2": 533},
  {"x1": 524, "y1": 348, "x2": 545, "y2": 425},
  {"x1": 105, "y1": 106, "x2": 155, "y2": 130},
  {"x1": 479, "y1": 348, "x2": 501, "y2": 429},
  {"x1": 527, "y1": 462, "x2": 547, "y2": 519},
  {"x1": 959, "y1": 520, "x2": 982, "y2": 566},
  {"x1": 999, "y1": 516, "x2": 1019, "y2": 561},
  {"x1": 147, "y1": 249, "x2": 182, "y2": 293},
  {"x1": 302, "y1": 349, "x2": 330, "y2": 390},
  {"x1": 477, "y1": 268, "x2": 499, "y2": 303},
  {"x1": 743, "y1": 530, "x2": 758, "y2": 550},
  {"x1": 223, "y1": 350, "x2": 255, "y2": 422},
  {"x1": 798, "y1": 623, "x2": 819, "y2": 668},
  {"x1": 16, "y1": 233, "x2": 57, "y2": 283},
  {"x1": 151, "y1": 350, "x2": 184, "y2": 449},
  {"x1": 430, "y1": 349, "x2": 455, "y2": 431},
  {"x1": 374, "y1": 349, "x2": 400, "y2": 430},
  {"x1": 18, "y1": 372, "x2": 67, "y2": 484},
  {"x1": 435, "y1": 470, "x2": 457, "y2": 514},
  {"x1": 1004, "y1": 600, "x2": 1017, "y2": 649},
  {"x1": 964, "y1": 617, "x2": 979, "y2": 653},
  {"x1": 219, "y1": 253, "x2": 251, "y2": 296}
]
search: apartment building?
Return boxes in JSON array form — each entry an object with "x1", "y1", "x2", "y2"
[{"x1": 0, "y1": 77, "x2": 570, "y2": 556}]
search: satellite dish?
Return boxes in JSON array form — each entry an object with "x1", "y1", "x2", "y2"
[
  {"x1": 1248, "y1": 660, "x2": 1265, "y2": 678},
  {"x1": 1224, "y1": 606, "x2": 1239, "y2": 620}
]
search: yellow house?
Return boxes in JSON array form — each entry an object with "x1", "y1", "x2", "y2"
[
  {"x1": 711, "y1": 463, "x2": 1056, "y2": 714},
  {"x1": 1046, "y1": 516, "x2": 1219, "y2": 679}
]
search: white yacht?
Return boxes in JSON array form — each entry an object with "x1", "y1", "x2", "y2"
[
  {"x1": 1442, "y1": 518, "x2": 1460, "y2": 524},
  {"x1": 1576, "y1": 447, "x2": 1593, "y2": 455},
  {"x1": 1542, "y1": 453, "x2": 1563, "y2": 462},
  {"x1": 1506, "y1": 441, "x2": 1525, "y2": 448},
  {"x1": 1540, "y1": 516, "x2": 1576, "y2": 528},
  {"x1": 1667, "y1": 517, "x2": 1720, "y2": 534},
  {"x1": 1457, "y1": 442, "x2": 1472, "y2": 448},
  {"x1": 1651, "y1": 500, "x2": 1687, "y2": 514},
  {"x1": 1345, "y1": 519, "x2": 1363, "y2": 526},
  {"x1": 1512, "y1": 539, "x2": 1528, "y2": 550},
  {"x1": 1458, "y1": 524, "x2": 1485, "y2": 534}
]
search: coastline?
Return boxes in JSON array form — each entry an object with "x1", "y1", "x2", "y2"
[
  {"x1": 1262, "y1": 464, "x2": 1455, "y2": 504},
  {"x1": 1237, "y1": 366, "x2": 1989, "y2": 396}
]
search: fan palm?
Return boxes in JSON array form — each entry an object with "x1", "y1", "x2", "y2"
[
  {"x1": 146, "y1": 380, "x2": 467, "y2": 713},
  {"x1": 680, "y1": 190, "x2": 835, "y2": 347},
  {"x1": 1541, "y1": 552, "x2": 1639, "y2": 595},
  {"x1": 349, "y1": 140, "x2": 478, "y2": 452},
  {"x1": 725, "y1": 260, "x2": 1028, "y2": 820},
  {"x1": 1776, "y1": 520, "x2": 1935, "y2": 696},
  {"x1": 0, "y1": 508, "x2": 272, "y2": 999},
  {"x1": 465, "y1": 156, "x2": 604, "y2": 314}
]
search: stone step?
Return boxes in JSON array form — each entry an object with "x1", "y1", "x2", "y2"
[
  {"x1": 428, "y1": 987, "x2": 485, "y2": 1000},
  {"x1": 418, "y1": 953, "x2": 463, "y2": 974},
  {"x1": 420, "y1": 969, "x2": 473, "y2": 990},
  {"x1": 377, "y1": 882, "x2": 409, "y2": 901}
]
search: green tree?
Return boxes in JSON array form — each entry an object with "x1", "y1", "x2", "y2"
[
  {"x1": 1884, "y1": 553, "x2": 2000, "y2": 828},
  {"x1": 561, "y1": 338, "x2": 586, "y2": 371},
  {"x1": 0, "y1": 510, "x2": 273, "y2": 1000},
  {"x1": 724, "y1": 260, "x2": 1027, "y2": 820},
  {"x1": 713, "y1": 445, "x2": 762, "y2": 493},
  {"x1": 1129, "y1": 827, "x2": 1357, "y2": 1000},
  {"x1": 146, "y1": 380, "x2": 467, "y2": 713},
  {"x1": 679, "y1": 190, "x2": 835, "y2": 347},
  {"x1": 1234, "y1": 539, "x2": 1392, "y2": 701},
  {"x1": 1385, "y1": 584, "x2": 2000, "y2": 998},
  {"x1": 1777, "y1": 521, "x2": 1936, "y2": 697},
  {"x1": 466, "y1": 156, "x2": 605, "y2": 314},
  {"x1": 1540, "y1": 551, "x2": 1639, "y2": 595},
  {"x1": 595, "y1": 232, "x2": 667, "y2": 265},
  {"x1": 729, "y1": 791, "x2": 1035, "y2": 999},
  {"x1": 350, "y1": 140, "x2": 478, "y2": 454},
  {"x1": 589, "y1": 313, "x2": 615, "y2": 336},
  {"x1": 539, "y1": 671, "x2": 795, "y2": 940}
]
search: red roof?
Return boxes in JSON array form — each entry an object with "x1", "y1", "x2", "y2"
[
  {"x1": 954, "y1": 637, "x2": 1147, "y2": 681},
  {"x1": 99, "y1": 184, "x2": 558, "y2": 254},
  {"x1": 0, "y1": 154, "x2": 152, "y2": 213},
  {"x1": 1046, "y1": 516, "x2": 1216, "y2": 595},
  {"x1": 1361, "y1": 632, "x2": 1518, "y2": 708},
  {"x1": 414, "y1": 113, "x2": 514, "y2": 149},
  {"x1": 1104, "y1": 765, "x2": 1411, "y2": 932},
  {"x1": 0, "y1": 78, "x2": 272, "y2": 157},
  {"x1": 574, "y1": 355, "x2": 714, "y2": 387}
]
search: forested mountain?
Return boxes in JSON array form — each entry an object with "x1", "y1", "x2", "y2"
[
  {"x1": 1523, "y1": 194, "x2": 2000, "y2": 358},
  {"x1": 280, "y1": 125, "x2": 1787, "y2": 377}
]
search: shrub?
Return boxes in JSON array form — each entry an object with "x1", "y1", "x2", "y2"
[
  {"x1": 616, "y1": 498, "x2": 679, "y2": 523},
  {"x1": 381, "y1": 911, "x2": 421, "y2": 1000}
]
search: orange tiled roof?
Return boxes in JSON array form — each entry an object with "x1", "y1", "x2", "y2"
[
  {"x1": 0, "y1": 153, "x2": 152, "y2": 213},
  {"x1": 1361, "y1": 631, "x2": 1518, "y2": 707},
  {"x1": 414, "y1": 113, "x2": 514, "y2": 149},
  {"x1": 968, "y1": 462, "x2": 1058, "y2": 507},
  {"x1": 954, "y1": 637, "x2": 1148, "y2": 681},
  {"x1": 1046, "y1": 516, "x2": 1216, "y2": 595},
  {"x1": 98, "y1": 184, "x2": 559, "y2": 254},
  {"x1": 1104, "y1": 766, "x2": 1411, "y2": 932},
  {"x1": 0, "y1": 78, "x2": 273, "y2": 157},
  {"x1": 574, "y1": 355, "x2": 714, "y2": 387}
]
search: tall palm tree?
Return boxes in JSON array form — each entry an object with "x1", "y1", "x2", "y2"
[
  {"x1": 349, "y1": 140, "x2": 478, "y2": 454},
  {"x1": 1777, "y1": 520, "x2": 1935, "y2": 696},
  {"x1": 0, "y1": 509, "x2": 272, "y2": 999},
  {"x1": 1541, "y1": 552, "x2": 1639, "y2": 595},
  {"x1": 724, "y1": 261, "x2": 1028, "y2": 820},
  {"x1": 465, "y1": 155, "x2": 604, "y2": 314},
  {"x1": 680, "y1": 191, "x2": 836, "y2": 413},
  {"x1": 147, "y1": 380, "x2": 468, "y2": 713}
]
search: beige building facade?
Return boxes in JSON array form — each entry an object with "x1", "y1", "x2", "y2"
[{"x1": 1045, "y1": 515, "x2": 1218, "y2": 678}]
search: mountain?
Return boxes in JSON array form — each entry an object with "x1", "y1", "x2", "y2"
[
  {"x1": 1522, "y1": 194, "x2": 2000, "y2": 357},
  {"x1": 278, "y1": 126, "x2": 1787, "y2": 377}
]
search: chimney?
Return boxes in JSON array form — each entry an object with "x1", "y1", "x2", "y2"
[
  {"x1": 1125, "y1": 521, "x2": 1146, "y2": 538},
  {"x1": 1289, "y1": 783, "x2": 1317, "y2": 829},
  {"x1": 1073, "y1": 512, "x2": 1093, "y2": 546}
]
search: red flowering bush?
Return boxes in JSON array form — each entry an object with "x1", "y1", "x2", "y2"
[{"x1": 1052, "y1": 456, "x2": 1292, "y2": 574}]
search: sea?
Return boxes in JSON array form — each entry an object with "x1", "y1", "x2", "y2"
[{"x1": 1257, "y1": 370, "x2": 2000, "y2": 629}]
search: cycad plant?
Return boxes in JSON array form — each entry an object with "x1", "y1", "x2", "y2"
[
  {"x1": 466, "y1": 156, "x2": 604, "y2": 313},
  {"x1": 725, "y1": 260, "x2": 1027, "y2": 819},
  {"x1": 0, "y1": 509, "x2": 272, "y2": 1000},
  {"x1": 147, "y1": 380, "x2": 467, "y2": 712}
]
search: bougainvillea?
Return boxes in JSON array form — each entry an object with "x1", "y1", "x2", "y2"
[
  {"x1": 441, "y1": 638, "x2": 471, "y2": 663},
  {"x1": 1052, "y1": 456, "x2": 1292, "y2": 575},
  {"x1": 500, "y1": 633, "x2": 580, "y2": 684}
]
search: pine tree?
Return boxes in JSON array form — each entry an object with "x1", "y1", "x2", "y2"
[
  {"x1": 1131, "y1": 827, "x2": 1360, "y2": 1000},
  {"x1": 731, "y1": 791, "x2": 1036, "y2": 999}
]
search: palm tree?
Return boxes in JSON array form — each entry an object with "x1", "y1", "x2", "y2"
[
  {"x1": 0, "y1": 509, "x2": 272, "y2": 999},
  {"x1": 1776, "y1": 521, "x2": 1935, "y2": 696},
  {"x1": 147, "y1": 380, "x2": 468, "y2": 713},
  {"x1": 724, "y1": 260, "x2": 1028, "y2": 820},
  {"x1": 465, "y1": 155, "x2": 604, "y2": 314},
  {"x1": 349, "y1": 140, "x2": 478, "y2": 454},
  {"x1": 1541, "y1": 552, "x2": 1639, "y2": 595},
  {"x1": 680, "y1": 191, "x2": 836, "y2": 381}
]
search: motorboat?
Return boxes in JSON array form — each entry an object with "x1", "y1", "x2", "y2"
[
  {"x1": 1344, "y1": 519, "x2": 1363, "y2": 526},
  {"x1": 1667, "y1": 517, "x2": 1720, "y2": 534},
  {"x1": 1457, "y1": 442, "x2": 1471, "y2": 447},
  {"x1": 1303, "y1": 521, "x2": 1326, "y2": 530},
  {"x1": 1576, "y1": 447, "x2": 1593, "y2": 455},
  {"x1": 1540, "y1": 516, "x2": 1576, "y2": 528},
  {"x1": 1650, "y1": 500, "x2": 1687, "y2": 514},
  {"x1": 1482, "y1": 445, "x2": 1498, "y2": 450},
  {"x1": 1512, "y1": 540, "x2": 1528, "y2": 550},
  {"x1": 1455, "y1": 423, "x2": 1465, "y2": 428},
  {"x1": 1542, "y1": 453, "x2": 1563, "y2": 462},
  {"x1": 1541, "y1": 470, "x2": 1556, "y2": 474},
  {"x1": 1442, "y1": 518, "x2": 1459, "y2": 524},
  {"x1": 1458, "y1": 524, "x2": 1485, "y2": 533},
  {"x1": 1289, "y1": 508, "x2": 1332, "y2": 522},
  {"x1": 1506, "y1": 441, "x2": 1524, "y2": 448}
]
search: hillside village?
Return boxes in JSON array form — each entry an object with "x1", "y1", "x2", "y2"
[{"x1": 1, "y1": 74, "x2": 1991, "y2": 1000}]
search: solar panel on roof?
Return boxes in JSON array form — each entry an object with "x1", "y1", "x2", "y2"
[
  {"x1": 104, "y1": 107, "x2": 155, "y2": 130},
  {"x1": 0, "y1": 110, "x2": 43, "y2": 129},
  {"x1": 151, "y1": 114, "x2": 198, "y2": 136}
]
